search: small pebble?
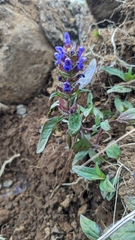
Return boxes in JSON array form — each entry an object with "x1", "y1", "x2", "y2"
[
  {"x1": 3, "y1": 180, "x2": 13, "y2": 188},
  {"x1": 16, "y1": 104, "x2": 27, "y2": 116},
  {"x1": 44, "y1": 227, "x2": 50, "y2": 236}
]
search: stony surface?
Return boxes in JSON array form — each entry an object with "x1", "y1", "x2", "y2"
[
  {"x1": 0, "y1": 5, "x2": 54, "y2": 104},
  {"x1": 39, "y1": 0, "x2": 78, "y2": 47},
  {"x1": 86, "y1": 0, "x2": 124, "y2": 27},
  {"x1": 39, "y1": 0, "x2": 95, "y2": 46}
]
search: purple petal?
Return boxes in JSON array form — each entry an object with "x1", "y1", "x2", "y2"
[
  {"x1": 76, "y1": 57, "x2": 87, "y2": 71},
  {"x1": 64, "y1": 32, "x2": 71, "y2": 45},
  {"x1": 63, "y1": 81, "x2": 72, "y2": 92},
  {"x1": 63, "y1": 58, "x2": 72, "y2": 72},
  {"x1": 77, "y1": 46, "x2": 85, "y2": 57},
  {"x1": 55, "y1": 46, "x2": 65, "y2": 59}
]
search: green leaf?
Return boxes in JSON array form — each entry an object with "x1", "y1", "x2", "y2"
[
  {"x1": 117, "y1": 108, "x2": 135, "y2": 122},
  {"x1": 87, "y1": 92, "x2": 93, "y2": 108},
  {"x1": 36, "y1": 116, "x2": 63, "y2": 153},
  {"x1": 49, "y1": 91, "x2": 63, "y2": 100},
  {"x1": 125, "y1": 67, "x2": 135, "y2": 81},
  {"x1": 123, "y1": 101, "x2": 133, "y2": 110},
  {"x1": 106, "y1": 142, "x2": 121, "y2": 159},
  {"x1": 50, "y1": 100, "x2": 59, "y2": 110},
  {"x1": 95, "y1": 163, "x2": 106, "y2": 178},
  {"x1": 83, "y1": 108, "x2": 92, "y2": 117},
  {"x1": 89, "y1": 149, "x2": 105, "y2": 164},
  {"x1": 72, "y1": 150, "x2": 89, "y2": 166},
  {"x1": 80, "y1": 215, "x2": 101, "y2": 240},
  {"x1": 110, "y1": 221, "x2": 135, "y2": 240},
  {"x1": 114, "y1": 97, "x2": 124, "y2": 113},
  {"x1": 95, "y1": 114, "x2": 101, "y2": 126},
  {"x1": 128, "y1": 66, "x2": 133, "y2": 76},
  {"x1": 100, "y1": 175, "x2": 115, "y2": 193},
  {"x1": 79, "y1": 105, "x2": 86, "y2": 113},
  {"x1": 48, "y1": 100, "x2": 60, "y2": 116},
  {"x1": 49, "y1": 92, "x2": 58, "y2": 100},
  {"x1": 100, "y1": 175, "x2": 119, "y2": 200},
  {"x1": 93, "y1": 107, "x2": 103, "y2": 119},
  {"x1": 68, "y1": 112, "x2": 82, "y2": 136},
  {"x1": 100, "y1": 119, "x2": 110, "y2": 131},
  {"x1": 73, "y1": 138, "x2": 91, "y2": 153},
  {"x1": 125, "y1": 73, "x2": 135, "y2": 81},
  {"x1": 84, "y1": 133, "x2": 91, "y2": 140},
  {"x1": 102, "y1": 66, "x2": 126, "y2": 81},
  {"x1": 102, "y1": 110, "x2": 114, "y2": 118},
  {"x1": 72, "y1": 165, "x2": 105, "y2": 181},
  {"x1": 124, "y1": 196, "x2": 135, "y2": 211},
  {"x1": 107, "y1": 85, "x2": 132, "y2": 93}
]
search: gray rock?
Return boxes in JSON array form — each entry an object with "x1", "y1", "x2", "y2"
[
  {"x1": 86, "y1": 0, "x2": 125, "y2": 27},
  {"x1": 16, "y1": 104, "x2": 27, "y2": 116},
  {"x1": 39, "y1": 0, "x2": 95, "y2": 46},
  {"x1": 0, "y1": 5, "x2": 54, "y2": 104},
  {"x1": 3, "y1": 179, "x2": 13, "y2": 188},
  {"x1": 39, "y1": 0, "x2": 78, "y2": 47}
]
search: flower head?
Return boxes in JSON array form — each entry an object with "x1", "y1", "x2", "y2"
[
  {"x1": 77, "y1": 46, "x2": 85, "y2": 58},
  {"x1": 54, "y1": 46, "x2": 65, "y2": 65},
  {"x1": 64, "y1": 32, "x2": 71, "y2": 46},
  {"x1": 63, "y1": 58, "x2": 72, "y2": 72},
  {"x1": 76, "y1": 57, "x2": 87, "y2": 71},
  {"x1": 63, "y1": 81, "x2": 72, "y2": 92}
]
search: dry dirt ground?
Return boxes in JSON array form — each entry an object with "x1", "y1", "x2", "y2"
[
  {"x1": 0, "y1": 1, "x2": 135, "y2": 239},
  {"x1": 0, "y1": 93, "x2": 131, "y2": 240}
]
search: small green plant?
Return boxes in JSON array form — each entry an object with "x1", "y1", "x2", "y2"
[
  {"x1": 102, "y1": 66, "x2": 135, "y2": 93},
  {"x1": 93, "y1": 29, "x2": 100, "y2": 37},
  {"x1": 36, "y1": 33, "x2": 135, "y2": 239}
]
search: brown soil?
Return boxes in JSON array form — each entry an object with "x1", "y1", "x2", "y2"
[
  {"x1": 0, "y1": 94, "x2": 126, "y2": 240},
  {"x1": 0, "y1": 1, "x2": 135, "y2": 239}
]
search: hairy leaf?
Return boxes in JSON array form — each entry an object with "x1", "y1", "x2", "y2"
[
  {"x1": 73, "y1": 138, "x2": 91, "y2": 152},
  {"x1": 89, "y1": 149, "x2": 105, "y2": 164},
  {"x1": 114, "y1": 97, "x2": 124, "y2": 113},
  {"x1": 110, "y1": 221, "x2": 135, "y2": 240},
  {"x1": 124, "y1": 196, "x2": 135, "y2": 211},
  {"x1": 106, "y1": 142, "x2": 121, "y2": 159},
  {"x1": 102, "y1": 66, "x2": 125, "y2": 81},
  {"x1": 100, "y1": 175, "x2": 115, "y2": 193},
  {"x1": 117, "y1": 108, "x2": 135, "y2": 122},
  {"x1": 76, "y1": 59, "x2": 97, "y2": 89},
  {"x1": 68, "y1": 112, "x2": 82, "y2": 136},
  {"x1": 107, "y1": 85, "x2": 132, "y2": 93},
  {"x1": 72, "y1": 150, "x2": 89, "y2": 166},
  {"x1": 72, "y1": 164, "x2": 105, "y2": 181},
  {"x1": 80, "y1": 215, "x2": 101, "y2": 240},
  {"x1": 36, "y1": 116, "x2": 63, "y2": 153},
  {"x1": 100, "y1": 119, "x2": 110, "y2": 131}
]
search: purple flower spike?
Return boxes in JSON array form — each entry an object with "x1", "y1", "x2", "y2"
[
  {"x1": 76, "y1": 56, "x2": 87, "y2": 71},
  {"x1": 64, "y1": 32, "x2": 71, "y2": 46},
  {"x1": 63, "y1": 81, "x2": 72, "y2": 92},
  {"x1": 63, "y1": 58, "x2": 72, "y2": 72},
  {"x1": 78, "y1": 46, "x2": 85, "y2": 58}
]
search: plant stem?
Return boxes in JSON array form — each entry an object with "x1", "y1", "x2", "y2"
[{"x1": 83, "y1": 128, "x2": 135, "y2": 166}]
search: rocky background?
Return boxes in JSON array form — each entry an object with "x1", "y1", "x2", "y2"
[{"x1": 0, "y1": 0, "x2": 134, "y2": 105}]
